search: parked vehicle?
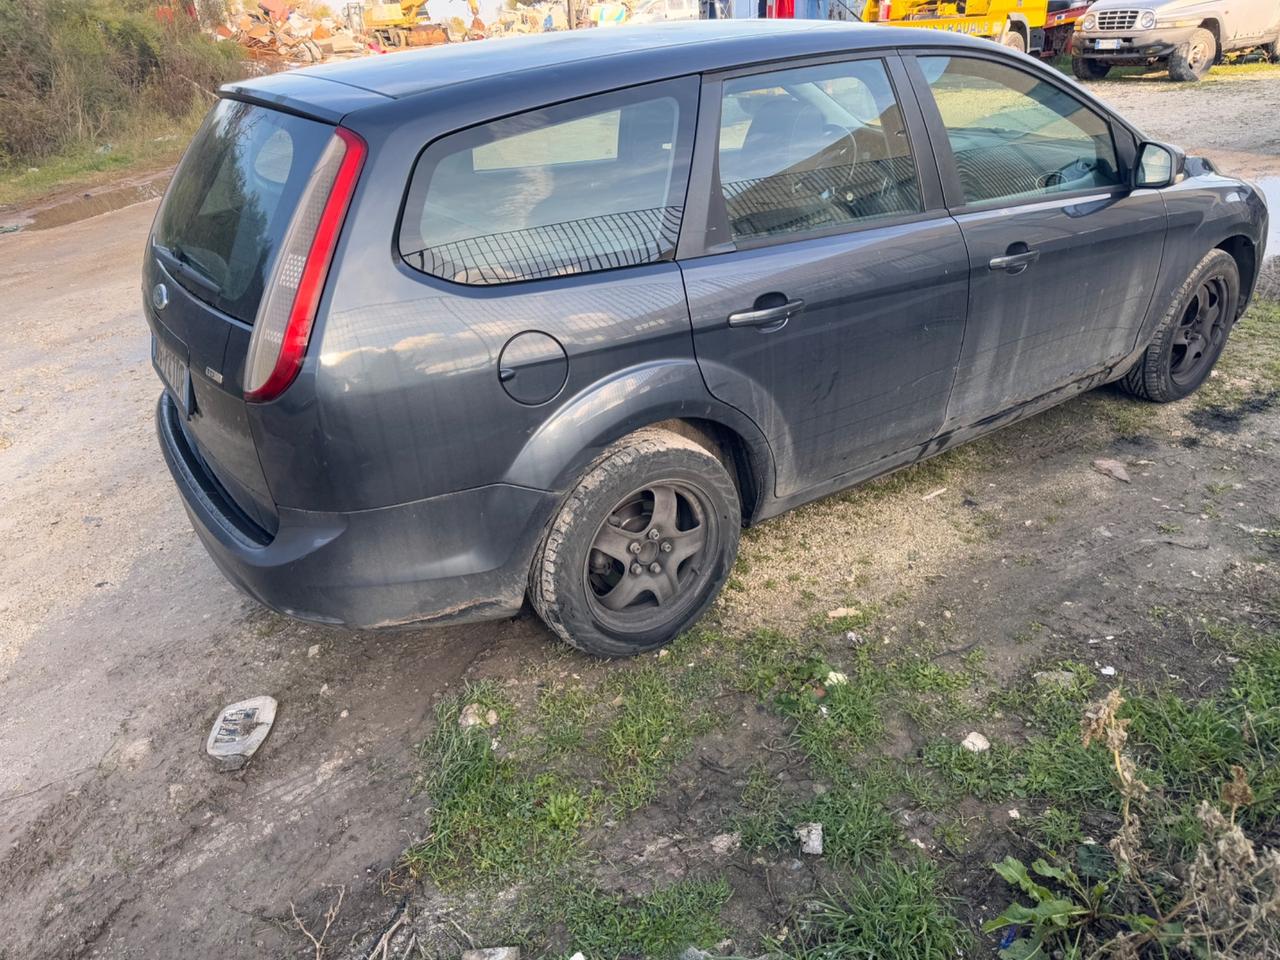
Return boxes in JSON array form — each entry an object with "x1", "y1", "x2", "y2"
[
  {"x1": 1071, "y1": 0, "x2": 1280, "y2": 81},
  {"x1": 145, "y1": 21, "x2": 1268, "y2": 656}
]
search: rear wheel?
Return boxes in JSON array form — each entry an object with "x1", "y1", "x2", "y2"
[
  {"x1": 529, "y1": 428, "x2": 740, "y2": 657},
  {"x1": 1072, "y1": 57, "x2": 1113, "y2": 80},
  {"x1": 1119, "y1": 249, "x2": 1239, "y2": 402},
  {"x1": 1168, "y1": 28, "x2": 1216, "y2": 81}
]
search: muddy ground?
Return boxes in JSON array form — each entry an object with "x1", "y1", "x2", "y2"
[{"x1": 1, "y1": 72, "x2": 1278, "y2": 958}]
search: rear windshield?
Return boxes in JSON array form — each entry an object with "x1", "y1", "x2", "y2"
[{"x1": 153, "y1": 99, "x2": 333, "y2": 325}]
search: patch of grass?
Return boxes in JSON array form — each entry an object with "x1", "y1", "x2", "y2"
[
  {"x1": 778, "y1": 653, "x2": 890, "y2": 779},
  {"x1": 797, "y1": 782, "x2": 900, "y2": 866},
  {"x1": 562, "y1": 877, "x2": 731, "y2": 960},
  {"x1": 1198, "y1": 298, "x2": 1280, "y2": 407},
  {"x1": 733, "y1": 764, "x2": 791, "y2": 852},
  {"x1": 596, "y1": 661, "x2": 719, "y2": 811},
  {"x1": 1031, "y1": 807, "x2": 1086, "y2": 855},
  {"x1": 536, "y1": 683, "x2": 595, "y2": 755},
  {"x1": 403, "y1": 684, "x2": 598, "y2": 887},
  {"x1": 782, "y1": 858, "x2": 971, "y2": 960}
]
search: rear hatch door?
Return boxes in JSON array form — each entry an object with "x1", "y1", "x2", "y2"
[{"x1": 144, "y1": 98, "x2": 338, "y2": 535}]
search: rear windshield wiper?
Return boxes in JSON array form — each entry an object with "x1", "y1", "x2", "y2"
[{"x1": 153, "y1": 240, "x2": 221, "y2": 294}]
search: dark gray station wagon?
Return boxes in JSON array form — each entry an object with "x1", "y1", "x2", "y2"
[{"x1": 146, "y1": 21, "x2": 1268, "y2": 656}]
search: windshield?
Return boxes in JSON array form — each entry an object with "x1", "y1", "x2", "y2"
[{"x1": 153, "y1": 99, "x2": 333, "y2": 325}]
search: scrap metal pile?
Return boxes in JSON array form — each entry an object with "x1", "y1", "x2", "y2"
[{"x1": 215, "y1": 0, "x2": 365, "y2": 62}]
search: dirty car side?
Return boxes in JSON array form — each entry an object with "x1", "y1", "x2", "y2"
[{"x1": 143, "y1": 22, "x2": 1268, "y2": 631}]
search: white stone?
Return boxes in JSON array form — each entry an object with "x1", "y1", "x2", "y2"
[{"x1": 961, "y1": 731, "x2": 990, "y2": 753}]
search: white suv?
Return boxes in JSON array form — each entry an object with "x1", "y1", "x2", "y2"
[{"x1": 1071, "y1": 0, "x2": 1280, "y2": 81}]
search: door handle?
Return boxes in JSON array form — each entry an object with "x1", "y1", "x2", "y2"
[
  {"x1": 989, "y1": 249, "x2": 1041, "y2": 273},
  {"x1": 727, "y1": 298, "x2": 805, "y2": 330}
]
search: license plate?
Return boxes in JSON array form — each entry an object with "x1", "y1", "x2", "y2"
[
  {"x1": 1095, "y1": 38, "x2": 1123, "y2": 50},
  {"x1": 153, "y1": 335, "x2": 190, "y2": 415}
]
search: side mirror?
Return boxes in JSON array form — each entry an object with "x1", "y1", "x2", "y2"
[{"x1": 1134, "y1": 141, "x2": 1185, "y2": 189}]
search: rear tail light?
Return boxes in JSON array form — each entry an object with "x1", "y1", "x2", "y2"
[{"x1": 244, "y1": 126, "x2": 365, "y2": 403}]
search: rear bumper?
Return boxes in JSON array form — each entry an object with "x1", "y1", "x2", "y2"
[{"x1": 157, "y1": 392, "x2": 556, "y2": 629}]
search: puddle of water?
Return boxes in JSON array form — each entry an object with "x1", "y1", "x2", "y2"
[{"x1": 1, "y1": 173, "x2": 170, "y2": 234}]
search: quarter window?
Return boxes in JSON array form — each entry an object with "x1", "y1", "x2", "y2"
[
  {"x1": 716, "y1": 59, "x2": 923, "y2": 242},
  {"x1": 919, "y1": 56, "x2": 1122, "y2": 206},
  {"x1": 399, "y1": 79, "x2": 696, "y2": 285}
]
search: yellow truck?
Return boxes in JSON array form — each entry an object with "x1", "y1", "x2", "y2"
[{"x1": 844, "y1": 0, "x2": 1090, "y2": 58}]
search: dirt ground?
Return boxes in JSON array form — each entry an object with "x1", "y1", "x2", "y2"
[{"x1": 1, "y1": 71, "x2": 1278, "y2": 958}]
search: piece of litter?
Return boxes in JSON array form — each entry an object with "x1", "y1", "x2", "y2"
[
  {"x1": 910, "y1": 837, "x2": 928, "y2": 850},
  {"x1": 795, "y1": 821, "x2": 824, "y2": 855},
  {"x1": 206, "y1": 696, "x2": 277, "y2": 772},
  {"x1": 961, "y1": 731, "x2": 990, "y2": 753},
  {"x1": 827, "y1": 606, "x2": 860, "y2": 620},
  {"x1": 710, "y1": 832, "x2": 741, "y2": 856},
  {"x1": 307, "y1": 644, "x2": 320, "y2": 658},
  {"x1": 461, "y1": 949, "x2": 520, "y2": 960},
  {"x1": 825, "y1": 670, "x2": 849, "y2": 686},
  {"x1": 1100, "y1": 666, "x2": 1117, "y2": 677},
  {"x1": 1092, "y1": 459, "x2": 1131, "y2": 483},
  {"x1": 458, "y1": 702, "x2": 498, "y2": 729},
  {"x1": 1008, "y1": 808, "x2": 1021, "y2": 820},
  {"x1": 339, "y1": 709, "x2": 349, "y2": 719},
  {"x1": 922, "y1": 487, "x2": 947, "y2": 501}
]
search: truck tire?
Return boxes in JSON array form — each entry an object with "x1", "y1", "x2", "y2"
[
  {"x1": 1071, "y1": 57, "x2": 1112, "y2": 80},
  {"x1": 1167, "y1": 27, "x2": 1216, "y2": 80},
  {"x1": 1119, "y1": 249, "x2": 1240, "y2": 402},
  {"x1": 1264, "y1": 33, "x2": 1280, "y2": 63},
  {"x1": 1002, "y1": 28, "x2": 1027, "y2": 54},
  {"x1": 529, "y1": 427, "x2": 740, "y2": 658}
]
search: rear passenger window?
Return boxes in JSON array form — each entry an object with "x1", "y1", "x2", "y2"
[
  {"x1": 716, "y1": 59, "x2": 923, "y2": 242},
  {"x1": 918, "y1": 56, "x2": 1122, "y2": 206},
  {"x1": 399, "y1": 79, "x2": 697, "y2": 285}
]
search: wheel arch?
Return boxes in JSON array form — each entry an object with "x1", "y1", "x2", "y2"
[
  {"x1": 1005, "y1": 14, "x2": 1031, "y2": 44},
  {"x1": 1198, "y1": 18, "x2": 1223, "y2": 54},
  {"x1": 502, "y1": 359, "x2": 777, "y2": 525},
  {"x1": 1216, "y1": 234, "x2": 1258, "y2": 316}
]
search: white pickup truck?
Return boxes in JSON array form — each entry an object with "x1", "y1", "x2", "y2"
[{"x1": 1071, "y1": 0, "x2": 1280, "y2": 80}]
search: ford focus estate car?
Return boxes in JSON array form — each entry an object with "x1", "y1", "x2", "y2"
[{"x1": 146, "y1": 20, "x2": 1268, "y2": 657}]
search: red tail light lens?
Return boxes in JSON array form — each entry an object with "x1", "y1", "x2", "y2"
[{"x1": 244, "y1": 126, "x2": 366, "y2": 403}]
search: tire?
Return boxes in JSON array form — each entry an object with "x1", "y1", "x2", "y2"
[
  {"x1": 1168, "y1": 27, "x2": 1216, "y2": 81},
  {"x1": 529, "y1": 427, "x2": 741, "y2": 658},
  {"x1": 1119, "y1": 249, "x2": 1240, "y2": 403},
  {"x1": 1264, "y1": 34, "x2": 1280, "y2": 63},
  {"x1": 1002, "y1": 29, "x2": 1027, "y2": 54},
  {"x1": 1072, "y1": 57, "x2": 1113, "y2": 81}
]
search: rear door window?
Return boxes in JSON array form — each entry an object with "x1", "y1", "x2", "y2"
[
  {"x1": 153, "y1": 99, "x2": 334, "y2": 324},
  {"x1": 398, "y1": 77, "x2": 698, "y2": 285},
  {"x1": 715, "y1": 58, "x2": 923, "y2": 242},
  {"x1": 917, "y1": 56, "x2": 1122, "y2": 206}
]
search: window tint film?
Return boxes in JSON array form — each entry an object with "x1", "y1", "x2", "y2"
[
  {"x1": 919, "y1": 56, "x2": 1122, "y2": 206},
  {"x1": 399, "y1": 78, "x2": 697, "y2": 285},
  {"x1": 717, "y1": 59, "x2": 922, "y2": 242},
  {"x1": 153, "y1": 99, "x2": 334, "y2": 325}
]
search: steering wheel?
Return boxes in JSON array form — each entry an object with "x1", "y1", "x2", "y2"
[{"x1": 798, "y1": 122, "x2": 859, "y2": 201}]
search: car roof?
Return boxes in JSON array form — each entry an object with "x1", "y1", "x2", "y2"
[{"x1": 226, "y1": 20, "x2": 987, "y2": 109}]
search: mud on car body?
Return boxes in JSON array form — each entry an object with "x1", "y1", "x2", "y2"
[{"x1": 144, "y1": 21, "x2": 1268, "y2": 656}]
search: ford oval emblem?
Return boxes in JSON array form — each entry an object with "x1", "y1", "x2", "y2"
[{"x1": 151, "y1": 282, "x2": 169, "y2": 311}]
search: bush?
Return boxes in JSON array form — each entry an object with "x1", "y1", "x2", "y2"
[{"x1": 0, "y1": 0, "x2": 244, "y2": 166}]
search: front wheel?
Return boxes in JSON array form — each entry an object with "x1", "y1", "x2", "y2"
[
  {"x1": 1072, "y1": 57, "x2": 1113, "y2": 81},
  {"x1": 1168, "y1": 28, "x2": 1216, "y2": 81},
  {"x1": 1119, "y1": 249, "x2": 1240, "y2": 402},
  {"x1": 529, "y1": 428, "x2": 740, "y2": 657},
  {"x1": 1002, "y1": 28, "x2": 1027, "y2": 54}
]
